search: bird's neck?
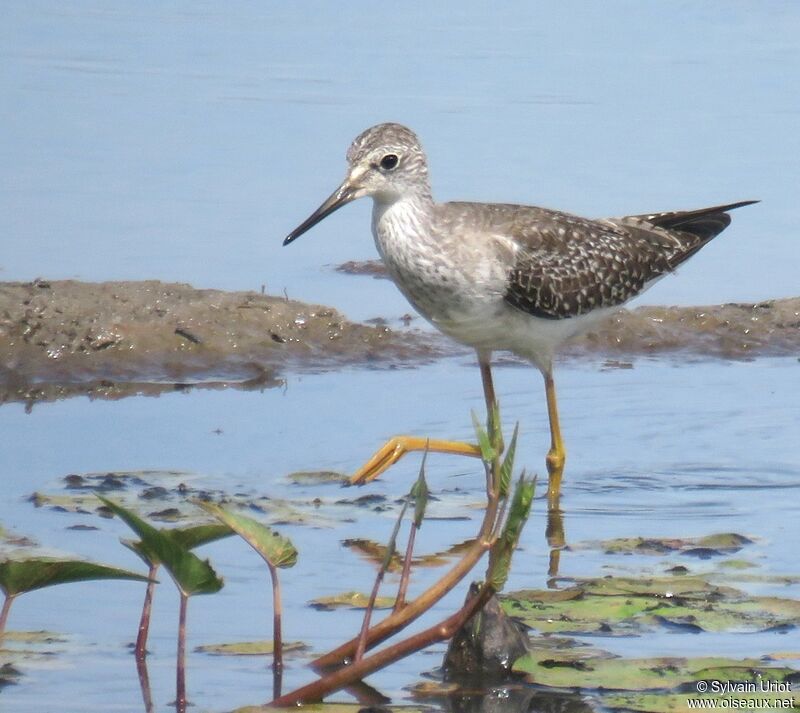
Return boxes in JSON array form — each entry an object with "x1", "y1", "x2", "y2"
[{"x1": 371, "y1": 191, "x2": 436, "y2": 257}]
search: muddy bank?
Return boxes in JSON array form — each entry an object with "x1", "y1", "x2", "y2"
[
  {"x1": 0, "y1": 279, "x2": 798, "y2": 405},
  {"x1": 573, "y1": 298, "x2": 800, "y2": 360},
  {"x1": 0, "y1": 280, "x2": 442, "y2": 405}
]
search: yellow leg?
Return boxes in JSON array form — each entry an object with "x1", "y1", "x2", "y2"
[
  {"x1": 351, "y1": 353, "x2": 498, "y2": 486},
  {"x1": 543, "y1": 369, "x2": 566, "y2": 506},
  {"x1": 350, "y1": 436, "x2": 481, "y2": 485}
]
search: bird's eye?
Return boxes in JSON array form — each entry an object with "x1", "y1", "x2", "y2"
[{"x1": 380, "y1": 154, "x2": 399, "y2": 170}]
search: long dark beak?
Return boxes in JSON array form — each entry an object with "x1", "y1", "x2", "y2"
[{"x1": 283, "y1": 179, "x2": 359, "y2": 246}]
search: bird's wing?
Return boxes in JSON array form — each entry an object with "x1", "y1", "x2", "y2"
[
  {"x1": 488, "y1": 205, "x2": 683, "y2": 320},
  {"x1": 440, "y1": 201, "x2": 753, "y2": 321}
]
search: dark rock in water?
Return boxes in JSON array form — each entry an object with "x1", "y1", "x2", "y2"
[{"x1": 444, "y1": 582, "x2": 529, "y2": 680}]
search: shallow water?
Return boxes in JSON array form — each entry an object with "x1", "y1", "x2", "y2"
[
  {"x1": 2, "y1": 2, "x2": 800, "y2": 711},
  {"x1": 2, "y1": 356, "x2": 799, "y2": 711}
]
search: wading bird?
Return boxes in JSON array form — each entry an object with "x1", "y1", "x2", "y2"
[{"x1": 284, "y1": 123, "x2": 755, "y2": 501}]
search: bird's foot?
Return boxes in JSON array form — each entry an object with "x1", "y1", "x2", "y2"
[{"x1": 350, "y1": 436, "x2": 482, "y2": 485}]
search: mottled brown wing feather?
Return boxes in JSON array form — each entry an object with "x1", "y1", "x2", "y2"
[
  {"x1": 501, "y1": 201, "x2": 756, "y2": 320},
  {"x1": 503, "y1": 219, "x2": 678, "y2": 319}
]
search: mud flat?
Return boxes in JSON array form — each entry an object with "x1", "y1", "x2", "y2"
[
  {"x1": 1, "y1": 279, "x2": 797, "y2": 404},
  {"x1": 0, "y1": 280, "x2": 442, "y2": 405}
]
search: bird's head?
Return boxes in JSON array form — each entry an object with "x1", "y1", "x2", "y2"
[{"x1": 284, "y1": 122, "x2": 430, "y2": 246}]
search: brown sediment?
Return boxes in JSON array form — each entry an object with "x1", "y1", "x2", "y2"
[
  {"x1": 0, "y1": 280, "x2": 442, "y2": 406},
  {"x1": 1, "y1": 279, "x2": 798, "y2": 406},
  {"x1": 572, "y1": 298, "x2": 800, "y2": 360}
]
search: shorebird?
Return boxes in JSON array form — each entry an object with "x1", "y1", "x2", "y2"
[{"x1": 284, "y1": 123, "x2": 755, "y2": 500}]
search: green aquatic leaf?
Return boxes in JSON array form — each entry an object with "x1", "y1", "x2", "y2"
[
  {"x1": 574, "y1": 532, "x2": 752, "y2": 557},
  {"x1": 341, "y1": 538, "x2": 466, "y2": 570},
  {"x1": 716, "y1": 558, "x2": 758, "y2": 570},
  {"x1": 165, "y1": 522, "x2": 233, "y2": 551},
  {"x1": 513, "y1": 653, "x2": 795, "y2": 691},
  {"x1": 407, "y1": 680, "x2": 461, "y2": 698},
  {"x1": 498, "y1": 422, "x2": 519, "y2": 498},
  {"x1": 695, "y1": 533, "x2": 753, "y2": 551},
  {"x1": 195, "y1": 639, "x2": 306, "y2": 656},
  {"x1": 488, "y1": 474, "x2": 534, "y2": 591},
  {"x1": 195, "y1": 502, "x2": 297, "y2": 569},
  {"x1": 578, "y1": 575, "x2": 731, "y2": 598},
  {"x1": 309, "y1": 591, "x2": 396, "y2": 611},
  {"x1": 0, "y1": 558, "x2": 149, "y2": 597},
  {"x1": 471, "y1": 410, "x2": 496, "y2": 462},
  {"x1": 0, "y1": 630, "x2": 67, "y2": 644},
  {"x1": 504, "y1": 574, "x2": 800, "y2": 635},
  {"x1": 285, "y1": 470, "x2": 349, "y2": 485},
  {"x1": 97, "y1": 495, "x2": 222, "y2": 597},
  {"x1": 123, "y1": 522, "x2": 232, "y2": 567},
  {"x1": 342, "y1": 538, "x2": 404, "y2": 571},
  {"x1": 410, "y1": 450, "x2": 430, "y2": 529}
]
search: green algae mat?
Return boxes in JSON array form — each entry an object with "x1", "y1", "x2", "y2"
[{"x1": 498, "y1": 534, "x2": 800, "y2": 712}]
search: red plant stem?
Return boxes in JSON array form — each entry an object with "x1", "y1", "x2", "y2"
[
  {"x1": 273, "y1": 665, "x2": 283, "y2": 702},
  {"x1": 312, "y1": 494, "x2": 498, "y2": 671},
  {"x1": 136, "y1": 654, "x2": 155, "y2": 713},
  {"x1": 354, "y1": 567, "x2": 386, "y2": 662},
  {"x1": 271, "y1": 584, "x2": 493, "y2": 707},
  {"x1": 0, "y1": 594, "x2": 14, "y2": 638},
  {"x1": 393, "y1": 523, "x2": 418, "y2": 613},
  {"x1": 136, "y1": 563, "x2": 159, "y2": 661},
  {"x1": 269, "y1": 563, "x2": 283, "y2": 673},
  {"x1": 176, "y1": 592, "x2": 188, "y2": 713}
]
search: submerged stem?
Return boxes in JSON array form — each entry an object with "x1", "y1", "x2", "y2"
[
  {"x1": 312, "y1": 490, "x2": 498, "y2": 670},
  {"x1": 136, "y1": 654, "x2": 155, "y2": 713},
  {"x1": 0, "y1": 593, "x2": 15, "y2": 639},
  {"x1": 273, "y1": 583, "x2": 493, "y2": 707},
  {"x1": 354, "y1": 567, "x2": 386, "y2": 663},
  {"x1": 271, "y1": 561, "x2": 284, "y2": 700},
  {"x1": 136, "y1": 563, "x2": 159, "y2": 661},
  {"x1": 176, "y1": 592, "x2": 188, "y2": 713},
  {"x1": 269, "y1": 562, "x2": 283, "y2": 674},
  {"x1": 393, "y1": 523, "x2": 418, "y2": 613}
]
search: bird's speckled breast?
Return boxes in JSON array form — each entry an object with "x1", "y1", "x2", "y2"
[{"x1": 371, "y1": 197, "x2": 512, "y2": 348}]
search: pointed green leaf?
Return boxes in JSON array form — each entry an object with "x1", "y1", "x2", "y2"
[
  {"x1": 121, "y1": 538, "x2": 156, "y2": 567},
  {"x1": 488, "y1": 474, "x2": 535, "y2": 591},
  {"x1": 0, "y1": 558, "x2": 149, "y2": 597},
  {"x1": 194, "y1": 502, "x2": 297, "y2": 569},
  {"x1": 498, "y1": 422, "x2": 519, "y2": 498},
  {"x1": 487, "y1": 401, "x2": 502, "y2": 448},
  {"x1": 120, "y1": 522, "x2": 231, "y2": 567},
  {"x1": 410, "y1": 449, "x2": 430, "y2": 529},
  {"x1": 97, "y1": 495, "x2": 223, "y2": 597},
  {"x1": 471, "y1": 410, "x2": 496, "y2": 462},
  {"x1": 380, "y1": 499, "x2": 409, "y2": 571},
  {"x1": 167, "y1": 523, "x2": 233, "y2": 551}
]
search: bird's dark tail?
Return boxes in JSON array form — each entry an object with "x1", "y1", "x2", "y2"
[{"x1": 642, "y1": 200, "x2": 759, "y2": 241}]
